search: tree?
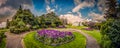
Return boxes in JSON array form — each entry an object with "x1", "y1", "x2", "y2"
[
  {"x1": 9, "y1": 6, "x2": 39, "y2": 34},
  {"x1": 39, "y1": 12, "x2": 63, "y2": 28},
  {"x1": 101, "y1": 0, "x2": 120, "y2": 48},
  {"x1": 104, "y1": 0, "x2": 120, "y2": 19}
]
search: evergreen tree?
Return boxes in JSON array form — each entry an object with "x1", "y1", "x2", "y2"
[
  {"x1": 104, "y1": 0, "x2": 120, "y2": 19},
  {"x1": 101, "y1": 0, "x2": 120, "y2": 48},
  {"x1": 9, "y1": 6, "x2": 39, "y2": 34}
]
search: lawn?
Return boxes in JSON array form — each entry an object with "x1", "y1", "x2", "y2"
[
  {"x1": 67, "y1": 25, "x2": 101, "y2": 44},
  {"x1": 0, "y1": 29, "x2": 9, "y2": 32},
  {"x1": 23, "y1": 31, "x2": 86, "y2": 48},
  {"x1": 0, "y1": 29, "x2": 7, "y2": 48},
  {"x1": 0, "y1": 38, "x2": 6, "y2": 48}
]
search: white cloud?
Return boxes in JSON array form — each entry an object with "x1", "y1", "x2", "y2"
[
  {"x1": 77, "y1": 12, "x2": 82, "y2": 17},
  {"x1": 23, "y1": 4, "x2": 33, "y2": 9},
  {"x1": 54, "y1": 5, "x2": 58, "y2": 9},
  {"x1": 51, "y1": 0, "x2": 55, "y2": 3},
  {"x1": 74, "y1": 0, "x2": 81, "y2": 5},
  {"x1": 67, "y1": 11, "x2": 72, "y2": 14},
  {"x1": 0, "y1": 6, "x2": 16, "y2": 15},
  {"x1": 46, "y1": 5, "x2": 55, "y2": 13},
  {"x1": 45, "y1": 0, "x2": 55, "y2": 4},
  {"x1": 59, "y1": 14, "x2": 84, "y2": 25},
  {"x1": 88, "y1": 12, "x2": 105, "y2": 22},
  {"x1": 0, "y1": 0, "x2": 7, "y2": 6},
  {"x1": 97, "y1": 0, "x2": 106, "y2": 12},
  {"x1": 72, "y1": 0, "x2": 95, "y2": 18},
  {"x1": 45, "y1": 0, "x2": 50, "y2": 4},
  {"x1": 72, "y1": 1, "x2": 94, "y2": 12}
]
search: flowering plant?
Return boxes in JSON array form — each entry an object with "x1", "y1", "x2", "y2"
[{"x1": 36, "y1": 29, "x2": 74, "y2": 46}]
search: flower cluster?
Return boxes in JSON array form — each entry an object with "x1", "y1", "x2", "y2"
[{"x1": 36, "y1": 29, "x2": 74, "y2": 46}]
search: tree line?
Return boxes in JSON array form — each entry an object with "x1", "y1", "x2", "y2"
[{"x1": 7, "y1": 6, "x2": 63, "y2": 34}]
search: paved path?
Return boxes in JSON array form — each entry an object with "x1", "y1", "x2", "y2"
[
  {"x1": 5, "y1": 28, "x2": 100, "y2": 48},
  {"x1": 5, "y1": 32, "x2": 29, "y2": 48}
]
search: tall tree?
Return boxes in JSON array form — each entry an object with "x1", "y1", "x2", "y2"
[
  {"x1": 104, "y1": 0, "x2": 120, "y2": 19},
  {"x1": 101, "y1": 0, "x2": 120, "y2": 48}
]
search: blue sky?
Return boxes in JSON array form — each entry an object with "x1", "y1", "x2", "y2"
[
  {"x1": 0, "y1": 0, "x2": 120, "y2": 19},
  {"x1": 31, "y1": 0, "x2": 103, "y2": 18},
  {"x1": 0, "y1": 0, "x2": 119, "y2": 19}
]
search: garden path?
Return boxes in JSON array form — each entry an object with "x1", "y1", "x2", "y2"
[
  {"x1": 5, "y1": 28, "x2": 100, "y2": 48},
  {"x1": 5, "y1": 32, "x2": 30, "y2": 48}
]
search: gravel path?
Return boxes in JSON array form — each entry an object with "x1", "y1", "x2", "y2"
[{"x1": 5, "y1": 28, "x2": 100, "y2": 48}]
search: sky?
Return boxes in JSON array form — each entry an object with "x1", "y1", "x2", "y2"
[
  {"x1": 31, "y1": 0, "x2": 102, "y2": 18},
  {"x1": 0, "y1": 0, "x2": 120, "y2": 21}
]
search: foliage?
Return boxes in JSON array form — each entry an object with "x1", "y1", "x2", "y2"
[
  {"x1": 100, "y1": 0, "x2": 120, "y2": 48},
  {"x1": 8, "y1": 6, "x2": 39, "y2": 34},
  {"x1": 36, "y1": 30, "x2": 74, "y2": 46},
  {"x1": 24, "y1": 31, "x2": 86, "y2": 48},
  {"x1": 0, "y1": 38, "x2": 6, "y2": 48},
  {"x1": 39, "y1": 12, "x2": 63, "y2": 28},
  {"x1": 0, "y1": 30, "x2": 6, "y2": 48},
  {"x1": 100, "y1": 19, "x2": 120, "y2": 48},
  {"x1": 104, "y1": 0, "x2": 120, "y2": 19}
]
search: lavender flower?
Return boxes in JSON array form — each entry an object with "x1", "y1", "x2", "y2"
[{"x1": 36, "y1": 29, "x2": 74, "y2": 46}]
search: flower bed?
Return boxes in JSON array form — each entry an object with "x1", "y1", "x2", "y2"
[{"x1": 36, "y1": 29, "x2": 74, "y2": 46}]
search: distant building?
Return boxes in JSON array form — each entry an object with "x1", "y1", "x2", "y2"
[{"x1": 0, "y1": 22, "x2": 7, "y2": 28}]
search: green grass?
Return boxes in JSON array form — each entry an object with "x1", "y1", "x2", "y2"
[
  {"x1": 24, "y1": 31, "x2": 86, "y2": 48},
  {"x1": 81, "y1": 30, "x2": 101, "y2": 44},
  {"x1": 0, "y1": 29, "x2": 8, "y2": 48},
  {"x1": 67, "y1": 25, "x2": 101, "y2": 44},
  {"x1": 0, "y1": 29, "x2": 9, "y2": 32},
  {"x1": 0, "y1": 38, "x2": 6, "y2": 48}
]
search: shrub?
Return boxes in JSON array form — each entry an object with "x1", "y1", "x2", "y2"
[
  {"x1": 0, "y1": 30, "x2": 6, "y2": 43},
  {"x1": 10, "y1": 26, "x2": 29, "y2": 34},
  {"x1": 100, "y1": 19, "x2": 120, "y2": 48}
]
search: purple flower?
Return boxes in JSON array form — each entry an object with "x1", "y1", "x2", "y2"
[{"x1": 37, "y1": 29, "x2": 73, "y2": 38}]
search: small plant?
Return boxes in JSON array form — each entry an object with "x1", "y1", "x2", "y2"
[{"x1": 36, "y1": 29, "x2": 74, "y2": 46}]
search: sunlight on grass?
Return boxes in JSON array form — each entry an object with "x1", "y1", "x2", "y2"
[
  {"x1": 0, "y1": 38, "x2": 6, "y2": 48},
  {"x1": 24, "y1": 32, "x2": 86, "y2": 48},
  {"x1": 67, "y1": 25, "x2": 101, "y2": 44}
]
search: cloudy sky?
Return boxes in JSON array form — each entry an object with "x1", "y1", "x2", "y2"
[{"x1": 0, "y1": 0, "x2": 120, "y2": 20}]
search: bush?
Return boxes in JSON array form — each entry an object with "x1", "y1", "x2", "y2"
[
  {"x1": 0, "y1": 31, "x2": 6, "y2": 39},
  {"x1": 100, "y1": 19, "x2": 120, "y2": 48},
  {"x1": 0, "y1": 30, "x2": 6, "y2": 44},
  {"x1": 31, "y1": 25, "x2": 39, "y2": 30},
  {"x1": 10, "y1": 26, "x2": 29, "y2": 34}
]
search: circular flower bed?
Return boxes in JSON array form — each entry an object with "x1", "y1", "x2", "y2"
[{"x1": 36, "y1": 29, "x2": 74, "y2": 46}]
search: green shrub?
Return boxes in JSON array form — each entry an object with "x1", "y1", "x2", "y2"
[
  {"x1": 10, "y1": 26, "x2": 29, "y2": 34},
  {"x1": 0, "y1": 30, "x2": 6, "y2": 47},
  {"x1": 0, "y1": 31, "x2": 6, "y2": 39},
  {"x1": 100, "y1": 19, "x2": 120, "y2": 48}
]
